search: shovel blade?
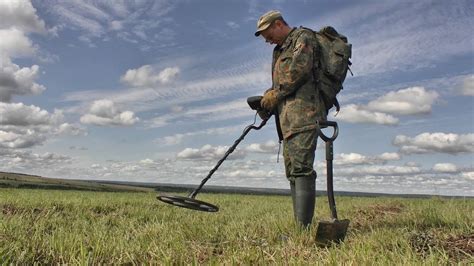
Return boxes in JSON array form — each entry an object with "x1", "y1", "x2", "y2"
[{"x1": 315, "y1": 219, "x2": 350, "y2": 247}]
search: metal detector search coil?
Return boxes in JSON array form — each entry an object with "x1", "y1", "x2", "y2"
[{"x1": 157, "y1": 195, "x2": 219, "y2": 212}]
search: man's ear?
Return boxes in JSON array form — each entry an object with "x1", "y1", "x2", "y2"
[{"x1": 274, "y1": 20, "x2": 283, "y2": 28}]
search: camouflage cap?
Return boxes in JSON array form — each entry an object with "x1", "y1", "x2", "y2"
[{"x1": 254, "y1": 10, "x2": 282, "y2": 36}]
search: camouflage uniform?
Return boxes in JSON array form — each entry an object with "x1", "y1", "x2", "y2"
[{"x1": 271, "y1": 27, "x2": 324, "y2": 182}]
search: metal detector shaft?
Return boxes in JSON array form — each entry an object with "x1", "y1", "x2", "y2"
[{"x1": 188, "y1": 118, "x2": 269, "y2": 198}]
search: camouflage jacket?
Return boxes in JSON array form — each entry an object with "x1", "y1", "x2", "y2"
[{"x1": 271, "y1": 27, "x2": 325, "y2": 139}]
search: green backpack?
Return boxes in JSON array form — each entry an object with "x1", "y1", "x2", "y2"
[{"x1": 306, "y1": 26, "x2": 352, "y2": 115}]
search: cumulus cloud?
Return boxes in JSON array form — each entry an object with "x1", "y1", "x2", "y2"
[
  {"x1": 177, "y1": 144, "x2": 246, "y2": 161},
  {"x1": 0, "y1": 102, "x2": 61, "y2": 126},
  {"x1": 337, "y1": 165, "x2": 421, "y2": 176},
  {"x1": 0, "y1": 58, "x2": 45, "y2": 102},
  {"x1": 1, "y1": 149, "x2": 72, "y2": 171},
  {"x1": 0, "y1": 28, "x2": 36, "y2": 58},
  {"x1": 333, "y1": 152, "x2": 401, "y2": 166},
  {"x1": 432, "y1": 163, "x2": 458, "y2": 173},
  {"x1": 367, "y1": 87, "x2": 439, "y2": 115},
  {"x1": 335, "y1": 104, "x2": 399, "y2": 125},
  {"x1": 0, "y1": 0, "x2": 47, "y2": 33},
  {"x1": 393, "y1": 132, "x2": 474, "y2": 155},
  {"x1": 0, "y1": 1, "x2": 47, "y2": 103},
  {"x1": 245, "y1": 140, "x2": 279, "y2": 153},
  {"x1": 120, "y1": 65, "x2": 180, "y2": 87},
  {"x1": 460, "y1": 171, "x2": 474, "y2": 180},
  {"x1": 460, "y1": 75, "x2": 474, "y2": 96},
  {"x1": 226, "y1": 170, "x2": 274, "y2": 179},
  {"x1": 80, "y1": 99, "x2": 139, "y2": 126},
  {"x1": 0, "y1": 102, "x2": 84, "y2": 149}
]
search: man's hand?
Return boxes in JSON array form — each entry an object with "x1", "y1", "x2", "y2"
[{"x1": 261, "y1": 89, "x2": 279, "y2": 111}]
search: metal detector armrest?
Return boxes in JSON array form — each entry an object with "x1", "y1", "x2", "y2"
[{"x1": 247, "y1": 96, "x2": 263, "y2": 110}]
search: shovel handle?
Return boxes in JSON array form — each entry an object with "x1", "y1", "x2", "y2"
[
  {"x1": 316, "y1": 120, "x2": 339, "y2": 220},
  {"x1": 316, "y1": 120, "x2": 339, "y2": 142}
]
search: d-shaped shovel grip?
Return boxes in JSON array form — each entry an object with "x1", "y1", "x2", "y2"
[{"x1": 316, "y1": 120, "x2": 339, "y2": 142}]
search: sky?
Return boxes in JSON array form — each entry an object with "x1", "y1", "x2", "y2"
[{"x1": 0, "y1": 0, "x2": 473, "y2": 196}]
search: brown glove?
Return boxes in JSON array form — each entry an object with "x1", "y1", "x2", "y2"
[{"x1": 261, "y1": 89, "x2": 279, "y2": 111}]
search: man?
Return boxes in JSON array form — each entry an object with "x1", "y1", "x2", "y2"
[{"x1": 255, "y1": 10, "x2": 326, "y2": 227}]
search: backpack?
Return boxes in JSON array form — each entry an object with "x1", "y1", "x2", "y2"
[{"x1": 306, "y1": 26, "x2": 352, "y2": 115}]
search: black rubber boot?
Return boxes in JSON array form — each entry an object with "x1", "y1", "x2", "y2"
[
  {"x1": 292, "y1": 176, "x2": 316, "y2": 228},
  {"x1": 290, "y1": 181, "x2": 296, "y2": 219}
]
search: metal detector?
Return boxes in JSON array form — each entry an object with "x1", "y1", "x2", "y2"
[
  {"x1": 157, "y1": 96, "x2": 269, "y2": 212},
  {"x1": 315, "y1": 120, "x2": 350, "y2": 246}
]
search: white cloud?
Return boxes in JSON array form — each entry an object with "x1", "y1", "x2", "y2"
[
  {"x1": 157, "y1": 67, "x2": 180, "y2": 84},
  {"x1": 120, "y1": 65, "x2": 180, "y2": 87},
  {"x1": 1, "y1": 150, "x2": 72, "y2": 171},
  {"x1": 460, "y1": 75, "x2": 474, "y2": 96},
  {"x1": 139, "y1": 158, "x2": 155, "y2": 165},
  {"x1": 0, "y1": 102, "x2": 84, "y2": 149},
  {"x1": 393, "y1": 132, "x2": 474, "y2": 155},
  {"x1": 80, "y1": 99, "x2": 139, "y2": 126},
  {"x1": 177, "y1": 144, "x2": 246, "y2": 161},
  {"x1": 226, "y1": 21, "x2": 240, "y2": 29},
  {"x1": 0, "y1": 0, "x2": 47, "y2": 33},
  {"x1": 180, "y1": 98, "x2": 249, "y2": 121},
  {"x1": 146, "y1": 99, "x2": 253, "y2": 128},
  {"x1": 460, "y1": 171, "x2": 474, "y2": 180},
  {"x1": 155, "y1": 124, "x2": 243, "y2": 146},
  {"x1": 245, "y1": 140, "x2": 279, "y2": 153},
  {"x1": 336, "y1": 165, "x2": 421, "y2": 176},
  {"x1": 320, "y1": 152, "x2": 401, "y2": 167},
  {"x1": 0, "y1": 129, "x2": 44, "y2": 149},
  {"x1": 432, "y1": 163, "x2": 458, "y2": 173},
  {"x1": 63, "y1": 64, "x2": 268, "y2": 118},
  {"x1": 57, "y1": 123, "x2": 87, "y2": 136},
  {"x1": 0, "y1": 102, "x2": 61, "y2": 126},
  {"x1": 44, "y1": 0, "x2": 177, "y2": 47},
  {"x1": 333, "y1": 1, "x2": 474, "y2": 75},
  {"x1": 159, "y1": 133, "x2": 186, "y2": 146},
  {"x1": 226, "y1": 170, "x2": 273, "y2": 179},
  {"x1": 0, "y1": 58, "x2": 45, "y2": 102},
  {"x1": 0, "y1": 28, "x2": 36, "y2": 58},
  {"x1": 378, "y1": 152, "x2": 401, "y2": 161},
  {"x1": 367, "y1": 87, "x2": 439, "y2": 115},
  {"x1": 335, "y1": 104, "x2": 399, "y2": 125}
]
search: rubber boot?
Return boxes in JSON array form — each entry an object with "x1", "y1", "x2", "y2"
[
  {"x1": 290, "y1": 181, "x2": 296, "y2": 219},
  {"x1": 292, "y1": 176, "x2": 316, "y2": 228}
]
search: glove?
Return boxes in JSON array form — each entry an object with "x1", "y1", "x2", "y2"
[
  {"x1": 257, "y1": 110, "x2": 271, "y2": 120},
  {"x1": 261, "y1": 89, "x2": 279, "y2": 111}
]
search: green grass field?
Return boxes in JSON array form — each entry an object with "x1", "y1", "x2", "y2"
[{"x1": 1, "y1": 188, "x2": 472, "y2": 264}]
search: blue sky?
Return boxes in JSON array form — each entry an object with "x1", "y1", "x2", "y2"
[{"x1": 0, "y1": 0, "x2": 473, "y2": 196}]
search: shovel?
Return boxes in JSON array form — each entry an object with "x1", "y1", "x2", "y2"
[{"x1": 315, "y1": 120, "x2": 350, "y2": 246}]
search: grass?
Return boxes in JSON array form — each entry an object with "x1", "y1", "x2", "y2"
[{"x1": 1, "y1": 188, "x2": 473, "y2": 264}]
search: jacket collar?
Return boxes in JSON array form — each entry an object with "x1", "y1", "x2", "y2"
[{"x1": 278, "y1": 27, "x2": 297, "y2": 50}]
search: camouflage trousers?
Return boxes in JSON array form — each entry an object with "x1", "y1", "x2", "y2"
[{"x1": 283, "y1": 129, "x2": 318, "y2": 182}]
